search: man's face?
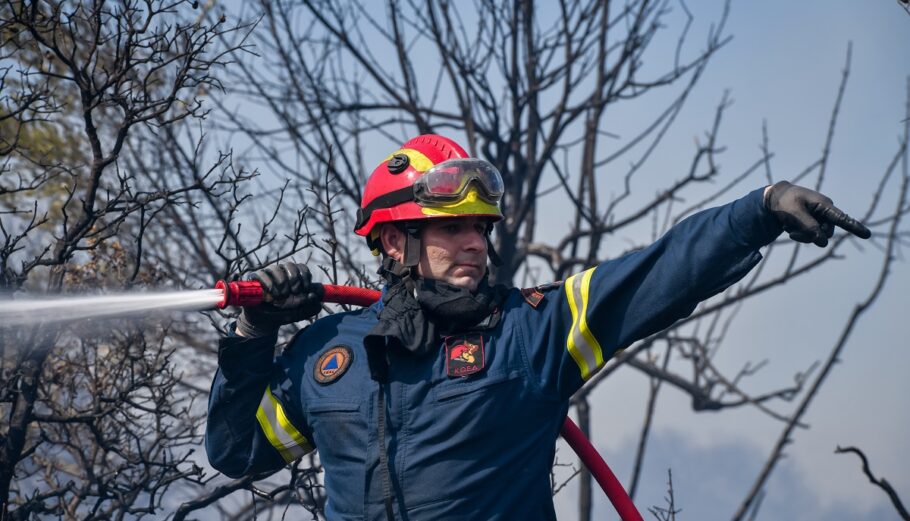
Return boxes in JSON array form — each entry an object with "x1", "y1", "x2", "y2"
[{"x1": 416, "y1": 217, "x2": 489, "y2": 291}]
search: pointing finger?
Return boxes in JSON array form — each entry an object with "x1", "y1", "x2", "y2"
[{"x1": 813, "y1": 203, "x2": 872, "y2": 239}]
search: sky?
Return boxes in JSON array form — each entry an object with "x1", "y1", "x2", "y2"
[{"x1": 546, "y1": 2, "x2": 910, "y2": 520}]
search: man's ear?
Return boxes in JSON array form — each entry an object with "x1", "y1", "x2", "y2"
[{"x1": 379, "y1": 223, "x2": 405, "y2": 263}]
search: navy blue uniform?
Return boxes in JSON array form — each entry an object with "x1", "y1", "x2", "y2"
[{"x1": 206, "y1": 188, "x2": 782, "y2": 520}]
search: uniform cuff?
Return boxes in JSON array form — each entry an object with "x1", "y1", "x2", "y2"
[
  {"x1": 217, "y1": 325, "x2": 278, "y2": 381},
  {"x1": 730, "y1": 187, "x2": 784, "y2": 249}
]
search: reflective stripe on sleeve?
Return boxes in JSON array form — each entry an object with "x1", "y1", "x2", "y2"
[
  {"x1": 564, "y1": 267, "x2": 605, "y2": 380},
  {"x1": 256, "y1": 386, "x2": 314, "y2": 463}
]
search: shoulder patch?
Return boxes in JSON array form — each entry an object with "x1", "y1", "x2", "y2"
[
  {"x1": 314, "y1": 346, "x2": 353, "y2": 384},
  {"x1": 536, "y1": 281, "x2": 564, "y2": 292},
  {"x1": 520, "y1": 281, "x2": 563, "y2": 308},
  {"x1": 520, "y1": 287, "x2": 545, "y2": 308}
]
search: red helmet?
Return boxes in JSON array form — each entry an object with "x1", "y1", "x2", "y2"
[{"x1": 355, "y1": 135, "x2": 504, "y2": 255}]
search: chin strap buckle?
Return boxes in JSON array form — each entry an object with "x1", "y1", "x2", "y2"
[{"x1": 403, "y1": 223, "x2": 422, "y2": 268}]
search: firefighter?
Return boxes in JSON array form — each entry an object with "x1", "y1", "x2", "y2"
[{"x1": 206, "y1": 134, "x2": 870, "y2": 520}]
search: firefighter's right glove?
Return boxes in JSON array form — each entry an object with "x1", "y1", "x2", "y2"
[
  {"x1": 763, "y1": 181, "x2": 872, "y2": 247},
  {"x1": 235, "y1": 262, "x2": 324, "y2": 338}
]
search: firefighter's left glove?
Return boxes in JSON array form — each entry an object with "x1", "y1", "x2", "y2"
[
  {"x1": 235, "y1": 262, "x2": 324, "y2": 338},
  {"x1": 764, "y1": 181, "x2": 871, "y2": 247}
]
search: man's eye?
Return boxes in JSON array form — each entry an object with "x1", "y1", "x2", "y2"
[{"x1": 444, "y1": 224, "x2": 460, "y2": 233}]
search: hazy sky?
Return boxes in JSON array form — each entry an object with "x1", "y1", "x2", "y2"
[{"x1": 547, "y1": 2, "x2": 910, "y2": 520}]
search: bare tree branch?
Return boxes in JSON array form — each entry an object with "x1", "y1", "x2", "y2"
[{"x1": 835, "y1": 446, "x2": 910, "y2": 520}]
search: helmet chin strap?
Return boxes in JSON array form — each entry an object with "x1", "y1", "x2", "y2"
[
  {"x1": 403, "y1": 223, "x2": 423, "y2": 269},
  {"x1": 376, "y1": 224, "x2": 421, "y2": 293}
]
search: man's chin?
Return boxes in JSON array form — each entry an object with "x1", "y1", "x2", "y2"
[{"x1": 447, "y1": 276, "x2": 480, "y2": 292}]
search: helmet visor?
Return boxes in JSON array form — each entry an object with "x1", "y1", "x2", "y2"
[{"x1": 414, "y1": 159, "x2": 504, "y2": 205}]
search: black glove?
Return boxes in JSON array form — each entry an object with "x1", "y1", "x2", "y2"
[
  {"x1": 235, "y1": 262, "x2": 324, "y2": 337},
  {"x1": 763, "y1": 181, "x2": 871, "y2": 247}
]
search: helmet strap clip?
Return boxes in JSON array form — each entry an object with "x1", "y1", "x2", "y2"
[{"x1": 403, "y1": 223, "x2": 422, "y2": 268}]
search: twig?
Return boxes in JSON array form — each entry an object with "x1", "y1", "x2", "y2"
[
  {"x1": 835, "y1": 446, "x2": 910, "y2": 520},
  {"x1": 648, "y1": 469, "x2": 681, "y2": 521}
]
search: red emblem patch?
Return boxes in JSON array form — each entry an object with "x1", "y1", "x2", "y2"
[
  {"x1": 520, "y1": 287, "x2": 545, "y2": 308},
  {"x1": 314, "y1": 346, "x2": 353, "y2": 384},
  {"x1": 445, "y1": 335, "x2": 485, "y2": 378}
]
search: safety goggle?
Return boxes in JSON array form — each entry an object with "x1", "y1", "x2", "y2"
[{"x1": 413, "y1": 159, "x2": 504, "y2": 206}]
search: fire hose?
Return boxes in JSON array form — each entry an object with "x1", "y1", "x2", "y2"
[{"x1": 216, "y1": 279, "x2": 644, "y2": 521}]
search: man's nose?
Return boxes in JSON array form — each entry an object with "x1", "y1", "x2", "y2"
[{"x1": 463, "y1": 227, "x2": 486, "y2": 252}]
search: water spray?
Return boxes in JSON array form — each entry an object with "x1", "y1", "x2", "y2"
[
  {"x1": 0, "y1": 288, "x2": 225, "y2": 327},
  {"x1": 0, "y1": 281, "x2": 380, "y2": 328}
]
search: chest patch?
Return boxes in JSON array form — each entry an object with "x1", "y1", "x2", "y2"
[
  {"x1": 445, "y1": 335, "x2": 485, "y2": 378},
  {"x1": 314, "y1": 346, "x2": 353, "y2": 384}
]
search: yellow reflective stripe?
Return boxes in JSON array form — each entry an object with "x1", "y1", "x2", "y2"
[
  {"x1": 564, "y1": 273, "x2": 587, "y2": 375},
  {"x1": 384, "y1": 148, "x2": 434, "y2": 172},
  {"x1": 256, "y1": 386, "x2": 313, "y2": 463},
  {"x1": 565, "y1": 267, "x2": 604, "y2": 380},
  {"x1": 275, "y1": 398, "x2": 309, "y2": 448},
  {"x1": 256, "y1": 406, "x2": 295, "y2": 462}
]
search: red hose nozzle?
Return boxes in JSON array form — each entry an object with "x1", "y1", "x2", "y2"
[
  {"x1": 215, "y1": 280, "x2": 381, "y2": 309},
  {"x1": 215, "y1": 280, "x2": 265, "y2": 309}
]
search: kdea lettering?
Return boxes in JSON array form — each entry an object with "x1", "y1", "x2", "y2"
[{"x1": 452, "y1": 365, "x2": 478, "y2": 375}]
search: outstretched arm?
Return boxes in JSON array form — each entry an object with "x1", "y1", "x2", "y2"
[{"x1": 518, "y1": 184, "x2": 871, "y2": 399}]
